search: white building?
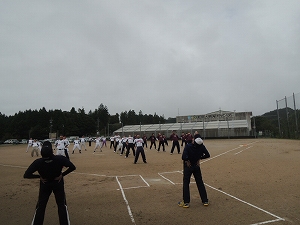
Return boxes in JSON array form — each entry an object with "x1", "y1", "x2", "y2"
[{"x1": 114, "y1": 110, "x2": 253, "y2": 139}]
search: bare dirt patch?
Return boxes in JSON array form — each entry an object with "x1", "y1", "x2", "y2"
[{"x1": 0, "y1": 138, "x2": 299, "y2": 225}]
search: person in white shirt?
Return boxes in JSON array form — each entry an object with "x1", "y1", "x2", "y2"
[
  {"x1": 26, "y1": 138, "x2": 33, "y2": 152},
  {"x1": 94, "y1": 137, "x2": 102, "y2": 153},
  {"x1": 37, "y1": 140, "x2": 42, "y2": 151},
  {"x1": 80, "y1": 136, "x2": 87, "y2": 151},
  {"x1": 120, "y1": 136, "x2": 128, "y2": 155},
  {"x1": 109, "y1": 136, "x2": 114, "y2": 149},
  {"x1": 63, "y1": 136, "x2": 70, "y2": 160},
  {"x1": 55, "y1": 136, "x2": 66, "y2": 157},
  {"x1": 125, "y1": 135, "x2": 135, "y2": 158},
  {"x1": 113, "y1": 133, "x2": 121, "y2": 153},
  {"x1": 102, "y1": 137, "x2": 107, "y2": 147},
  {"x1": 133, "y1": 135, "x2": 147, "y2": 164},
  {"x1": 72, "y1": 137, "x2": 81, "y2": 154},
  {"x1": 31, "y1": 139, "x2": 40, "y2": 157}
]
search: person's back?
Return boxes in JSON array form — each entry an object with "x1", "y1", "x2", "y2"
[
  {"x1": 24, "y1": 155, "x2": 75, "y2": 181},
  {"x1": 182, "y1": 142, "x2": 210, "y2": 166},
  {"x1": 24, "y1": 141, "x2": 75, "y2": 225}
]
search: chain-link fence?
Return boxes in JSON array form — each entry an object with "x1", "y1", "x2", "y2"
[{"x1": 276, "y1": 92, "x2": 300, "y2": 139}]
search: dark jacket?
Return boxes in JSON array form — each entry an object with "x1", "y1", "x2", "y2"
[
  {"x1": 24, "y1": 155, "x2": 76, "y2": 181},
  {"x1": 182, "y1": 142, "x2": 210, "y2": 166}
]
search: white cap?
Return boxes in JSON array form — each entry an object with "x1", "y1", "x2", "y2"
[{"x1": 195, "y1": 138, "x2": 203, "y2": 145}]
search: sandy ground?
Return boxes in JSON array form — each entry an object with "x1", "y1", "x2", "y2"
[{"x1": 0, "y1": 138, "x2": 300, "y2": 225}]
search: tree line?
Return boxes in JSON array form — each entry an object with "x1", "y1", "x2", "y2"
[
  {"x1": 2, "y1": 105, "x2": 298, "y2": 141},
  {"x1": 251, "y1": 108, "x2": 300, "y2": 139},
  {"x1": 0, "y1": 104, "x2": 166, "y2": 141}
]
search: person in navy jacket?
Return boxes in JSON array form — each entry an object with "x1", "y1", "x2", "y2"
[{"x1": 178, "y1": 135, "x2": 210, "y2": 208}]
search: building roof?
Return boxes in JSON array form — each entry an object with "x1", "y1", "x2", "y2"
[{"x1": 114, "y1": 119, "x2": 250, "y2": 134}]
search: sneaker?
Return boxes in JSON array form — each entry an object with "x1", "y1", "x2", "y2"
[
  {"x1": 125, "y1": 156, "x2": 127, "y2": 158},
  {"x1": 183, "y1": 203, "x2": 190, "y2": 208},
  {"x1": 203, "y1": 202, "x2": 209, "y2": 206},
  {"x1": 178, "y1": 201, "x2": 189, "y2": 208},
  {"x1": 170, "y1": 153, "x2": 173, "y2": 155},
  {"x1": 143, "y1": 161, "x2": 147, "y2": 163}
]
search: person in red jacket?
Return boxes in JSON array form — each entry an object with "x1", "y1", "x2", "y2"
[
  {"x1": 157, "y1": 133, "x2": 165, "y2": 152},
  {"x1": 170, "y1": 130, "x2": 181, "y2": 154},
  {"x1": 142, "y1": 134, "x2": 148, "y2": 148},
  {"x1": 185, "y1": 132, "x2": 193, "y2": 144},
  {"x1": 180, "y1": 132, "x2": 186, "y2": 147},
  {"x1": 24, "y1": 141, "x2": 76, "y2": 225},
  {"x1": 149, "y1": 133, "x2": 157, "y2": 150}
]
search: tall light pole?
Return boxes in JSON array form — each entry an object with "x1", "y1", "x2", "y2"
[
  {"x1": 49, "y1": 118, "x2": 53, "y2": 133},
  {"x1": 49, "y1": 118, "x2": 53, "y2": 139}
]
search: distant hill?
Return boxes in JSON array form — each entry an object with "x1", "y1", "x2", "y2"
[{"x1": 257, "y1": 107, "x2": 299, "y2": 138}]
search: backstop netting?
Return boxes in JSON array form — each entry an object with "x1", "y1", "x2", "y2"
[{"x1": 276, "y1": 92, "x2": 300, "y2": 139}]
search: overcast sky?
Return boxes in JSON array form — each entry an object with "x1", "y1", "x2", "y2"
[{"x1": 1, "y1": 0, "x2": 300, "y2": 118}]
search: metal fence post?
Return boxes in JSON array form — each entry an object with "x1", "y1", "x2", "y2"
[
  {"x1": 276, "y1": 100, "x2": 281, "y2": 138},
  {"x1": 293, "y1": 93, "x2": 299, "y2": 137},
  {"x1": 285, "y1": 96, "x2": 290, "y2": 138}
]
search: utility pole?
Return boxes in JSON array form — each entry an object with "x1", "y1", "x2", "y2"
[{"x1": 49, "y1": 118, "x2": 53, "y2": 133}]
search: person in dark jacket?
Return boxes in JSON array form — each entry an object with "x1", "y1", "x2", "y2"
[
  {"x1": 178, "y1": 137, "x2": 210, "y2": 208},
  {"x1": 170, "y1": 130, "x2": 180, "y2": 154},
  {"x1": 157, "y1": 133, "x2": 165, "y2": 152},
  {"x1": 24, "y1": 141, "x2": 76, "y2": 225},
  {"x1": 149, "y1": 133, "x2": 157, "y2": 150}
]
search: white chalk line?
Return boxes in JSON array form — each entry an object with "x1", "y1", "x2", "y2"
[
  {"x1": 116, "y1": 176, "x2": 136, "y2": 225},
  {"x1": 160, "y1": 170, "x2": 285, "y2": 224},
  {"x1": 92, "y1": 153, "x2": 105, "y2": 155},
  {"x1": 200, "y1": 146, "x2": 243, "y2": 164},
  {"x1": 139, "y1": 175, "x2": 150, "y2": 187},
  {"x1": 205, "y1": 183, "x2": 285, "y2": 225},
  {"x1": 115, "y1": 174, "x2": 150, "y2": 224},
  {"x1": 116, "y1": 174, "x2": 150, "y2": 190},
  {"x1": 73, "y1": 172, "x2": 107, "y2": 177},
  {"x1": 234, "y1": 145, "x2": 253, "y2": 155},
  {"x1": 158, "y1": 172, "x2": 176, "y2": 185},
  {"x1": 158, "y1": 140, "x2": 285, "y2": 225},
  {"x1": 200, "y1": 140, "x2": 259, "y2": 164},
  {"x1": 1, "y1": 140, "x2": 284, "y2": 225},
  {"x1": 0, "y1": 163, "x2": 27, "y2": 168},
  {"x1": 0, "y1": 163, "x2": 141, "y2": 224}
]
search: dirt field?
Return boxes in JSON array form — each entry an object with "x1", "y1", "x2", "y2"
[{"x1": 0, "y1": 138, "x2": 299, "y2": 225}]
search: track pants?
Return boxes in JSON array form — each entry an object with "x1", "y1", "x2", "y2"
[
  {"x1": 134, "y1": 146, "x2": 146, "y2": 163},
  {"x1": 150, "y1": 142, "x2": 156, "y2": 149},
  {"x1": 157, "y1": 141, "x2": 165, "y2": 152},
  {"x1": 31, "y1": 147, "x2": 39, "y2": 157},
  {"x1": 170, "y1": 141, "x2": 180, "y2": 154},
  {"x1": 32, "y1": 179, "x2": 70, "y2": 225},
  {"x1": 126, "y1": 143, "x2": 135, "y2": 157},
  {"x1": 183, "y1": 165, "x2": 208, "y2": 204}
]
